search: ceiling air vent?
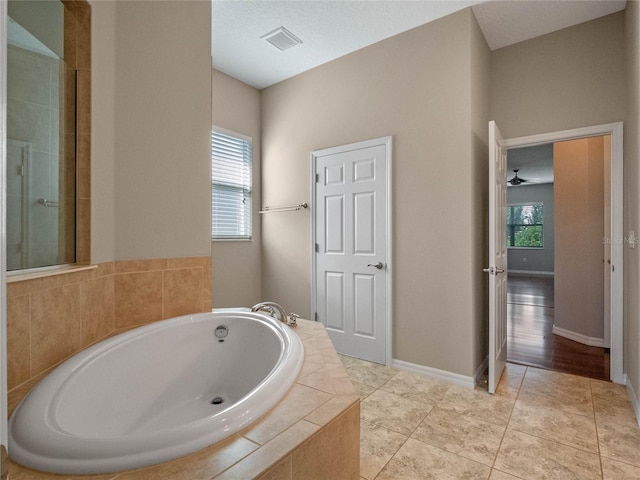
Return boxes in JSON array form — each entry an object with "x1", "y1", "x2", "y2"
[{"x1": 261, "y1": 26, "x2": 303, "y2": 51}]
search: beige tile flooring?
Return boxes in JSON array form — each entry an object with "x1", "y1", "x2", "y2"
[{"x1": 340, "y1": 356, "x2": 640, "y2": 480}]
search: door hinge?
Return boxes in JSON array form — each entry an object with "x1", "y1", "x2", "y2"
[
  {"x1": 315, "y1": 173, "x2": 320, "y2": 183},
  {"x1": 315, "y1": 243, "x2": 319, "y2": 253},
  {"x1": 314, "y1": 312, "x2": 319, "y2": 322}
]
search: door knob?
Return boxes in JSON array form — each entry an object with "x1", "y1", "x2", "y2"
[
  {"x1": 483, "y1": 267, "x2": 505, "y2": 275},
  {"x1": 367, "y1": 262, "x2": 384, "y2": 269}
]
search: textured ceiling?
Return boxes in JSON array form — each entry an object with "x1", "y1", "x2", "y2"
[
  {"x1": 212, "y1": 0, "x2": 627, "y2": 90},
  {"x1": 212, "y1": 0, "x2": 482, "y2": 89}
]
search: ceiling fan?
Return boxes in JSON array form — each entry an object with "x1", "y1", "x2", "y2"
[{"x1": 508, "y1": 169, "x2": 528, "y2": 186}]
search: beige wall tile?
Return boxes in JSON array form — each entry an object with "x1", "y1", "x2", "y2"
[
  {"x1": 115, "y1": 258, "x2": 168, "y2": 273},
  {"x1": 242, "y1": 384, "x2": 332, "y2": 445},
  {"x1": 76, "y1": 69, "x2": 91, "y2": 135},
  {"x1": 63, "y1": 3, "x2": 77, "y2": 69},
  {"x1": 166, "y1": 257, "x2": 212, "y2": 305},
  {"x1": 77, "y1": 133, "x2": 91, "y2": 199},
  {"x1": 76, "y1": 198, "x2": 91, "y2": 263},
  {"x1": 305, "y1": 395, "x2": 358, "y2": 427},
  {"x1": 163, "y1": 267, "x2": 203, "y2": 319},
  {"x1": 115, "y1": 435, "x2": 258, "y2": 480},
  {"x1": 166, "y1": 256, "x2": 209, "y2": 269},
  {"x1": 216, "y1": 420, "x2": 320, "y2": 480},
  {"x1": 9, "y1": 459, "x2": 117, "y2": 480},
  {"x1": 30, "y1": 283, "x2": 82, "y2": 374},
  {"x1": 292, "y1": 403, "x2": 360, "y2": 480},
  {"x1": 114, "y1": 271, "x2": 163, "y2": 328},
  {"x1": 76, "y1": 5, "x2": 91, "y2": 70},
  {"x1": 81, "y1": 274, "x2": 115, "y2": 345},
  {"x1": 63, "y1": 68, "x2": 75, "y2": 134},
  {"x1": 7, "y1": 268, "x2": 94, "y2": 297},
  {"x1": 92, "y1": 261, "x2": 115, "y2": 278},
  {"x1": 202, "y1": 258, "x2": 212, "y2": 303},
  {"x1": 7, "y1": 295, "x2": 30, "y2": 389},
  {"x1": 257, "y1": 456, "x2": 292, "y2": 480}
]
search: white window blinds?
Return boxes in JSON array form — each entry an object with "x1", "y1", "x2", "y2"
[{"x1": 211, "y1": 130, "x2": 252, "y2": 239}]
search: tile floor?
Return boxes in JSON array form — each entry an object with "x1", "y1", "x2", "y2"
[{"x1": 340, "y1": 356, "x2": 640, "y2": 480}]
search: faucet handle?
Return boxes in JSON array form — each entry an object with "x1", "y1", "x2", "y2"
[{"x1": 288, "y1": 313, "x2": 300, "y2": 327}]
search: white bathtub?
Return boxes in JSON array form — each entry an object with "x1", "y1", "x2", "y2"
[{"x1": 8, "y1": 310, "x2": 304, "y2": 474}]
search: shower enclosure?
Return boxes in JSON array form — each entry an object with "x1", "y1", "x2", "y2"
[{"x1": 6, "y1": 0, "x2": 76, "y2": 271}]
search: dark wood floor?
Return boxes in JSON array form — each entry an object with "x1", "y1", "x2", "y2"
[{"x1": 507, "y1": 274, "x2": 610, "y2": 381}]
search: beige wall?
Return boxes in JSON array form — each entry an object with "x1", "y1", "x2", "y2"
[
  {"x1": 211, "y1": 69, "x2": 262, "y2": 307},
  {"x1": 554, "y1": 137, "x2": 605, "y2": 341},
  {"x1": 625, "y1": 0, "x2": 640, "y2": 405},
  {"x1": 492, "y1": 8, "x2": 640, "y2": 394},
  {"x1": 109, "y1": 1, "x2": 212, "y2": 260},
  {"x1": 90, "y1": 0, "x2": 116, "y2": 263},
  {"x1": 92, "y1": 0, "x2": 212, "y2": 262},
  {"x1": 470, "y1": 12, "x2": 491, "y2": 374},
  {"x1": 491, "y1": 12, "x2": 626, "y2": 140},
  {"x1": 261, "y1": 9, "x2": 490, "y2": 377}
]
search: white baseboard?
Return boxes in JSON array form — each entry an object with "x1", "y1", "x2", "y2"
[
  {"x1": 552, "y1": 325, "x2": 604, "y2": 347},
  {"x1": 625, "y1": 374, "x2": 640, "y2": 427},
  {"x1": 508, "y1": 270, "x2": 554, "y2": 277},
  {"x1": 391, "y1": 358, "x2": 476, "y2": 389}
]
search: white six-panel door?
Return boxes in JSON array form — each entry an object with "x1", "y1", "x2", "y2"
[
  {"x1": 312, "y1": 137, "x2": 391, "y2": 365},
  {"x1": 488, "y1": 121, "x2": 508, "y2": 394}
]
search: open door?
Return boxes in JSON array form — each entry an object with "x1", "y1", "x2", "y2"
[
  {"x1": 486, "y1": 121, "x2": 508, "y2": 394},
  {"x1": 0, "y1": 1, "x2": 8, "y2": 476}
]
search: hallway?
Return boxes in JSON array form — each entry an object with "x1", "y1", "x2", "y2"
[{"x1": 507, "y1": 274, "x2": 609, "y2": 380}]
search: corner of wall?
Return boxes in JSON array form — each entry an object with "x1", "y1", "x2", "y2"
[
  {"x1": 470, "y1": 6, "x2": 492, "y2": 372},
  {"x1": 624, "y1": 0, "x2": 640, "y2": 405}
]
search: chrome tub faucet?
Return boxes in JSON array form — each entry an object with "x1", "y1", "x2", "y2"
[{"x1": 251, "y1": 301, "x2": 298, "y2": 326}]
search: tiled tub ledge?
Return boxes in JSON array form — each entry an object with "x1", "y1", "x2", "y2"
[{"x1": 9, "y1": 319, "x2": 361, "y2": 480}]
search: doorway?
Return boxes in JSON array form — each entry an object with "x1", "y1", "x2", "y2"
[
  {"x1": 505, "y1": 137, "x2": 611, "y2": 380},
  {"x1": 311, "y1": 136, "x2": 392, "y2": 365},
  {"x1": 502, "y1": 123, "x2": 624, "y2": 384}
]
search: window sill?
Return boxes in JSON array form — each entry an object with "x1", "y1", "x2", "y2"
[
  {"x1": 7, "y1": 264, "x2": 98, "y2": 283},
  {"x1": 211, "y1": 238, "x2": 253, "y2": 242}
]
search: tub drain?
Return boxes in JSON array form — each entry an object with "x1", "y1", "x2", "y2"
[{"x1": 211, "y1": 396, "x2": 224, "y2": 405}]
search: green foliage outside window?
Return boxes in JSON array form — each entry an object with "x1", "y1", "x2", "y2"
[{"x1": 507, "y1": 204, "x2": 543, "y2": 248}]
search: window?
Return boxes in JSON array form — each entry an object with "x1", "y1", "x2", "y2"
[
  {"x1": 211, "y1": 129, "x2": 252, "y2": 240},
  {"x1": 507, "y1": 204, "x2": 543, "y2": 248}
]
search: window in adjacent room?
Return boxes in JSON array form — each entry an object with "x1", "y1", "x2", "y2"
[
  {"x1": 211, "y1": 128, "x2": 252, "y2": 240},
  {"x1": 507, "y1": 203, "x2": 543, "y2": 248}
]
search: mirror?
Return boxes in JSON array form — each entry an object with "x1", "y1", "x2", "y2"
[{"x1": 6, "y1": 0, "x2": 75, "y2": 271}]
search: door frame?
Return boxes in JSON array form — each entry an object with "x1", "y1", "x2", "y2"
[
  {"x1": 503, "y1": 122, "x2": 624, "y2": 384},
  {"x1": 1, "y1": 0, "x2": 9, "y2": 472},
  {"x1": 310, "y1": 136, "x2": 393, "y2": 366}
]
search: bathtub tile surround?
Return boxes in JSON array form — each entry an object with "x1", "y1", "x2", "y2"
[
  {"x1": 346, "y1": 358, "x2": 640, "y2": 480},
  {"x1": 6, "y1": 256, "x2": 212, "y2": 401},
  {"x1": 8, "y1": 317, "x2": 640, "y2": 479},
  {"x1": 9, "y1": 318, "x2": 361, "y2": 479}
]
